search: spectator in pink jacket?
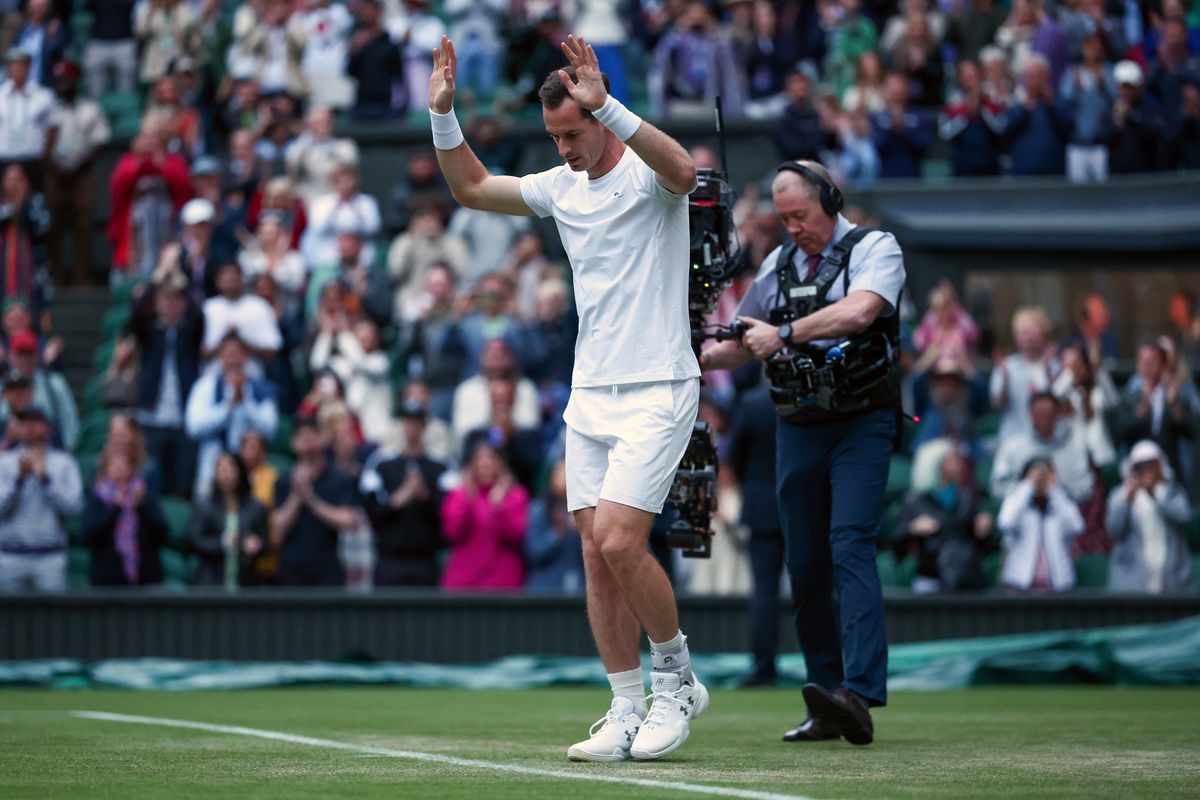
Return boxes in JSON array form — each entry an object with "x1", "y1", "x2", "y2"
[{"x1": 440, "y1": 441, "x2": 529, "y2": 590}]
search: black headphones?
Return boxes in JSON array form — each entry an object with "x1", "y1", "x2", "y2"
[{"x1": 775, "y1": 161, "x2": 844, "y2": 218}]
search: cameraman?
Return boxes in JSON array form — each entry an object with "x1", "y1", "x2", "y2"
[{"x1": 701, "y1": 160, "x2": 905, "y2": 746}]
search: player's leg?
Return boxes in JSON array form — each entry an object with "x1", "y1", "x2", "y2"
[
  {"x1": 589, "y1": 499, "x2": 678, "y2": 644},
  {"x1": 565, "y1": 425, "x2": 646, "y2": 763},
  {"x1": 593, "y1": 380, "x2": 708, "y2": 760},
  {"x1": 576, "y1": 506, "x2": 642, "y2": 675}
]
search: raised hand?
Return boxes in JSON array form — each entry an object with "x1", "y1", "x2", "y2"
[
  {"x1": 558, "y1": 35, "x2": 608, "y2": 112},
  {"x1": 429, "y1": 35, "x2": 457, "y2": 113}
]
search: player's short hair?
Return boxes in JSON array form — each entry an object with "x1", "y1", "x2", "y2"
[{"x1": 538, "y1": 67, "x2": 612, "y2": 121}]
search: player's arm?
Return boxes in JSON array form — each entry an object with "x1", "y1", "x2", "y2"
[
  {"x1": 625, "y1": 120, "x2": 697, "y2": 196},
  {"x1": 428, "y1": 36, "x2": 534, "y2": 217},
  {"x1": 558, "y1": 35, "x2": 696, "y2": 195}
]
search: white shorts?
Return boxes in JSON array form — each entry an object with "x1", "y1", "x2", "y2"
[{"x1": 563, "y1": 379, "x2": 700, "y2": 514}]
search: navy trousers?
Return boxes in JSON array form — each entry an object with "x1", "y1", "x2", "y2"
[{"x1": 776, "y1": 408, "x2": 893, "y2": 707}]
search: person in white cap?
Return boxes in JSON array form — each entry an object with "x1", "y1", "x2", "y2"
[
  {"x1": 175, "y1": 197, "x2": 223, "y2": 300},
  {"x1": 1105, "y1": 440, "x2": 1194, "y2": 593},
  {"x1": 1107, "y1": 59, "x2": 1163, "y2": 174}
]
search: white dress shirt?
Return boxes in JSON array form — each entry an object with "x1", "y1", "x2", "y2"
[{"x1": 0, "y1": 80, "x2": 60, "y2": 160}]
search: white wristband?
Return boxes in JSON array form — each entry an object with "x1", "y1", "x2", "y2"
[
  {"x1": 430, "y1": 107, "x2": 464, "y2": 150},
  {"x1": 592, "y1": 96, "x2": 642, "y2": 142}
]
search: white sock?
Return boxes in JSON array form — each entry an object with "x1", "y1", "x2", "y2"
[
  {"x1": 607, "y1": 668, "x2": 647, "y2": 717},
  {"x1": 649, "y1": 630, "x2": 693, "y2": 682}
]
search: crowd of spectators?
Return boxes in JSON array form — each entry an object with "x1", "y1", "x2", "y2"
[
  {"x1": 0, "y1": 0, "x2": 1196, "y2": 598},
  {"x1": 893, "y1": 284, "x2": 1199, "y2": 595}
]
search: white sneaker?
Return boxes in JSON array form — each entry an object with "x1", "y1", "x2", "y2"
[
  {"x1": 629, "y1": 671, "x2": 710, "y2": 761},
  {"x1": 567, "y1": 696, "x2": 644, "y2": 762}
]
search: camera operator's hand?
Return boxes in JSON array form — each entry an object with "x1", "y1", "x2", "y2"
[
  {"x1": 737, "y1": 316, "x2": 784, "y2": 360},
  {"x1": 429, "y1": 36, "x2": 457, "y2": 114}
]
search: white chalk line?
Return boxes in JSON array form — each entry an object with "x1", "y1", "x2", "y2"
[{"x1": 71, "y1": 710, "x2": 819, "y2": 800}]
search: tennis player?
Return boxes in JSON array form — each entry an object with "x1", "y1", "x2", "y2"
[{"x1": 427, "y1": 34, "x2": 706, "y2": 761}]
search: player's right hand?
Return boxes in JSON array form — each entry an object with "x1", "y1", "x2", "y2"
[{"x1": 429, "y1": 35, "x2": 456, "y2": 114}]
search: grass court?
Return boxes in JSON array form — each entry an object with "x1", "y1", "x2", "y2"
[{"x1": 2, "y1": 686, "x2": 1198, "y2": 799}]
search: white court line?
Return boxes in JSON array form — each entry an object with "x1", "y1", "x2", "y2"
[{"x1": 72, "y1": 710, "x2": 818, "y2": 800}]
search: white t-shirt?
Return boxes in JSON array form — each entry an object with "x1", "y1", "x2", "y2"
[
  {"x1": 202, "y1": 294, "x2": 284, "y2": 354},
  {"x1": 520, "y1": 146, "x2": 699, "y2": 388},
  {"x1": 300, "y1": 4, "x2": 353, "y2": 74}
]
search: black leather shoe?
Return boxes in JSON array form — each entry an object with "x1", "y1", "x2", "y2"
[
  {"x1": 782, "y1": 714, "x2": 840, "y2": 741},
  {"x1": 801, "y1": 683, "x2": 874, "y2": 745}
]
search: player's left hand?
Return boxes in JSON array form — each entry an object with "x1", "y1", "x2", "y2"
[
  {"x1": 737, "y1": 316, "x2": 784, "y2": 360},
  {"x1": 558, "y1": 35, "x2": 608, "y2": 112}
]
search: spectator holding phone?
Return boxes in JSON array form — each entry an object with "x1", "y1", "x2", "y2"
[{"x1": 997, "y1": 457, "x2": 1084, "y2": 593}]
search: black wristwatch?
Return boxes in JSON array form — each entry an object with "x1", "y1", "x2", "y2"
[{"x1": 777, "y1": 323, "x2": 793, "y2": 343}]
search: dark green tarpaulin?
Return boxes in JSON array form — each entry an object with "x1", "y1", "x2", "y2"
[{"x1": 3, "y1": 616, "x2": 1198, "y2": 691}]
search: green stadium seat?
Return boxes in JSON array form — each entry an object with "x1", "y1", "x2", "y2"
[
  {"x1": 977, "y1": 413, "x2": 1001, "y2": 439},
  {"x1": 981, "y1": 552, "x2": 1002, "y2": 588},
  {"x1": 68, "y1": 547, "x2": 91, "y2": 589},
  {"x1": 885, "y1": 454, "x2": 912, "y2": 505},
  {"x1": 1188, "y1": 513, "x2": 1200, "y2": 553},
  {"x1": 1101, "y1": 463, "x2": 1122, "y2": 491},
  {"x1": 76, "y1": 452, "x2": 99, "y2": 488},
  {"x1": 76, "y1": 410, "x2": 112, "y2": 455},
  {"x1": 97, "y1": 90, "x2": 141, "y2": 121},
  {"x1": 82, "y1": 374, "x2": 107, "y2": 415},
  {"x1": 266, "y1": 452, "x2": 294, "y2": 477},
  {"x1": 269, "y1": 417, "x2": 294, "y2": 456},
  {"x1": 880, "y1": 498, "x2": 904, "y2": 542},
  {"x1": 159, "y1": 547, "x2": 193, "y2": 588},
  {"x1": 1075, "y1": 554, "x2": 1110, "y2": 589},
  {"x1": 91, "y1": 339, "x2": 116, "y2": 374},
  {"x1": 876, "y1": 550, "x2": 915, "y2": 590},
  {"x1": 109, "y1": 281, "x2": 136, "y2": 308},
  {"x1": 159, "y1": 496, "x2": 193, "y2": 550},
  {"x1": 975, "y1": 456, "x2": 993, "y2": 495},
  {"x1": 69, "y1": 11, "x2": 93, "y2": 42},
  {"x1": 101, "y1": 306, "x2": 131, "y2": 340},
  {"x1": 112, "y1": 110, "x2": 145, "y2": 139}
]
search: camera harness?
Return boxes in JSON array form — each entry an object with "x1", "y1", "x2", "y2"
[{"x1": 763, "y1": 166, "x2": 901, "y2": 423}]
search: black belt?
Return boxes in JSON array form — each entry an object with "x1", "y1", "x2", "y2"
[{"x1": 1, "y1": 544, "x2": 66, "y2": 556}]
